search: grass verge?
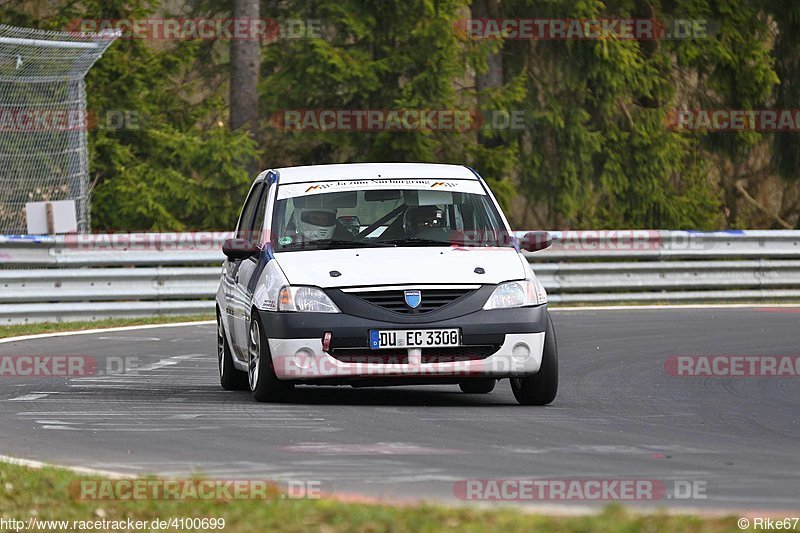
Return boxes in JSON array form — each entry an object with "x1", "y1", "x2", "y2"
[
  {"x1": 0, "y1": 462, "x2": 747, "y2": 532},
  {"x1": 0, "y1": 315, "x2": 214, "y2": 340}
]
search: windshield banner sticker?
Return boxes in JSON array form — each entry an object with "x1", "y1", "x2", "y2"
[{"x1": 277, "y1": 179, "x2": 484, "y2": 199}]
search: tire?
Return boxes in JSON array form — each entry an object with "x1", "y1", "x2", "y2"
[
  {"x1": 458, "y1": 379, "x2": 496, "y2": 394},
  {"x1": 510, "y1": 311, "x2": 558, "y2": 405},
  {"x1": 248, "y1": 315, "x2": 294, "y2": 403},
  {"x1": 217, "y1": 315, "x2": 249, "y2": 391}
]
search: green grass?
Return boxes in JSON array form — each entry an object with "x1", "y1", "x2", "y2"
[
  {"x1": 0, "y1": 462, "x2": 748, "y2": 532},
  {"x1": 0, "y1": 315, "x2": 214, "y2": 340}
]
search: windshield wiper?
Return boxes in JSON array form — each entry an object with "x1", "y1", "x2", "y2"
[
  {"x1": 380, "y1": 238, "x2": 453, "y2": 247},
  {"x1": 278, "y1": 239, "x2": 394, "y2": 250},
  {"x1": 319, "y1": 239, "x2": 394, "y2": 248}
]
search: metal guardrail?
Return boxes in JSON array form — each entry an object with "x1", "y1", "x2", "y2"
[{"x1": 1, "y1": 230, "x2": 799, "y2": 324}]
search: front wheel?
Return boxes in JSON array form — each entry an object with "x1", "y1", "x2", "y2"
[
  {"x1": 510, "y1": 311, "x2": 558, "y2": 405},
  {"x1": 248, "y1": 316, "x2": 294, "y2": 403}
]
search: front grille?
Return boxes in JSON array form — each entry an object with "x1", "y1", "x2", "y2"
[
  {"x1": 353, "y1": 288, "x2": 476, "y2": 314},
  {"x1": 329, "y1": 346, "x2": 498, "y2": 364}
]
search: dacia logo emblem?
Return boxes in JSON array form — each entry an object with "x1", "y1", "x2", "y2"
[{"x1": 404, "y1": 290, "x2": 422, "y2": 309}]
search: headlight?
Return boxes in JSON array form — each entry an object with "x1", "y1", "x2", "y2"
[
  {"x1": 278, "y1": 286, "x2": 340, "y2": 313},
  {"x1": 483, "y1": 279, "x2": 547, "y2": 310}
]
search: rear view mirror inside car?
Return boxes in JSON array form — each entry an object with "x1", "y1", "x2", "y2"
[
  {"x1": 403, "y1": 189, "x2": 455, "y2": 206},
  {"x1": 364, "y1": 190, "x2": 402, "y2": 201},
  {"x1": 294, "y1": 191, "x2": 357, "y2": 208}
]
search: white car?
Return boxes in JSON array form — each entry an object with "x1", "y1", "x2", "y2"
[{"x1": 216, "y1": 163, "x2": 558, "y2": 405}]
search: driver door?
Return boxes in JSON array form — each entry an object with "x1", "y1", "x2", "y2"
[{"x1": 226, "y1": 182, "x2": 265, "y2": 357}]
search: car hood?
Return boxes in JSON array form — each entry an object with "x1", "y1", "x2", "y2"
[{"x1": 274, "y1": 247, "x2": 527, "y2": 288}]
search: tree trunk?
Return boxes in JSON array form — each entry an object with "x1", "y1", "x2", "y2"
[
  {"x1": 471, "y1": 0, "x2": 503, "y2": 146},
  {"x1": 471, "y1": 0, "x2": 503, "y2": 97},
  {"x1": 230, "y1": 0, "x2": 260, "y2": 136}
]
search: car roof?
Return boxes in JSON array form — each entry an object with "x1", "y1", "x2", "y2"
[{"x1": 265, "y1": 163, "x2": 479, "y2": 184}]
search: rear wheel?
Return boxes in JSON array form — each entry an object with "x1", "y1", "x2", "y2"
[
  {"x1": 510, "y1": 312, "x2": 558, "y2": 405},
  {"x1": 217, "y1": 315, "x2": 248, "y2": 390},
  {"x1": 248, "y1": 316, "x2": 294, "y2": 402},
  {"x1": 458, "y1": 379, "x2": 496, "y2": 394}
]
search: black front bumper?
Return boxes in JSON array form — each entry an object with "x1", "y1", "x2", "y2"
[{"x1": 256, "y1": 304, "x2": 548, "y2": 350}]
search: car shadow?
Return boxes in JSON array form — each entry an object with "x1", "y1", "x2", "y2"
[{"x1": 258, "y1": 385, "x2": 524, "y2": 407}]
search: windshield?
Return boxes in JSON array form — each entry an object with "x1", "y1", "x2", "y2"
[{"x1": 271, "y1": 181, "x2": 512, "y2": 251}]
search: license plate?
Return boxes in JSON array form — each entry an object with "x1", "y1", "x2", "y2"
[{"x1": 369, "y1": 329, "x2": 460, "y2": 350}]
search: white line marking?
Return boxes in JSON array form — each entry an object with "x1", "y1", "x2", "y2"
[
  {"x1": 96, "y1": 336, "x2": 162, "y2": 341},
  {"x1": 0, "y1": 454, "x2": 132, "y2": 478},
  {"x1": 9, "y1": 393, "x2": 50, "y2": 401}
]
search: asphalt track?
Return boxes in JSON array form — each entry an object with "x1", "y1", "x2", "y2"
[{"x1": 1, "y1": 307, "x2": 798, "y2": 511}]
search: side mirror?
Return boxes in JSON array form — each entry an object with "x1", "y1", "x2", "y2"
[
  {"x1": 520, "y1": 231, "x2": 552, "y2": 252},
  {"x1": 222, "y1": 238, "x2": 260, "y2": 260}
]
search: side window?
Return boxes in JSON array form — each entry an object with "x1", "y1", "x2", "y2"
[
  {"x1": 250, "y1": 185, "x2": 270, "y2": 244},
  {"x1": 236, "y1": 183, "x2": 264, "y2": 241}
]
